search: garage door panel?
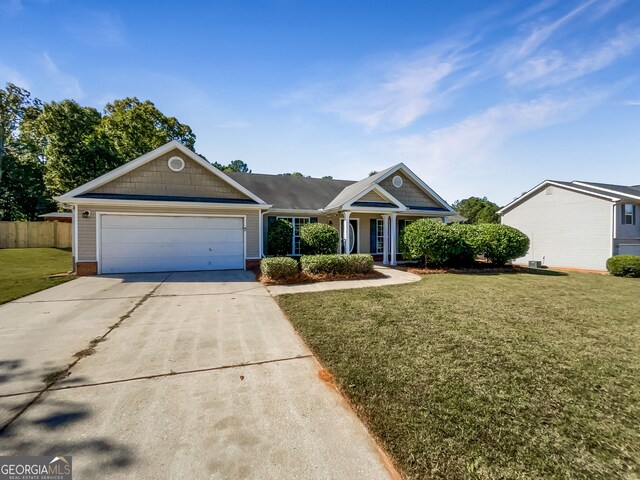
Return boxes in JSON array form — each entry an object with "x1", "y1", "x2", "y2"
[
  {"x1": 102, "y1": 255, "x2": 245, "y2": 274},
  {"x1": 101, "y1": 228, "x2": 243, "y2": 245},
  {"x1": 101, "y1": 241, "x2": 244, "y2": 259},
  {"x1": 102, "y1": 215, "x2": 243, "y2": 230},
  {"x1": 99, "y1": 215, "x2": 245, "y2": 273}
]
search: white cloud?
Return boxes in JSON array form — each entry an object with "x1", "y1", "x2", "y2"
[
  {"x1": 507, "y1": 27, "x2": 640, "y2": 86},
  {"x1": 512, "y1": 0, "x2": 598, "y2": 59},
  {"x1": 394, "y1": 93, "x2": 604, "y2": 172},
  {"x1": 0, "y1": 62, "x2": 30, "y2": 89},
  {"x1": 64, "y1": 11, "x2": 126, "y2": 47},
  {"x1": 325, "y1": 54, "x2": 459, "y2": 131},
  {"x1": 41, "y1": 52, "x2": 84, "y2": 99},
  {"x1": 624, "y1": 99, "x2": 640, "y2": 106}
]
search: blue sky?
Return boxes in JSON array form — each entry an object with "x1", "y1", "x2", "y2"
[{"x1": 1, "y1": 0, "x2": 639, "y2": 205}]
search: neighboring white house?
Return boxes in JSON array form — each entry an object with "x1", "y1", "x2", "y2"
[{"x1": 499, "y1": 181, "x2": 640, "y2": 271}]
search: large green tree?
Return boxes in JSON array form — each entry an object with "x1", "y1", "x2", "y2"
[
  {"x1": 0, "y1": 83, "x2": 53, "y2": 220},
  {"x1": 22, "y1": 100, "x2": 120, "y2": 197},
  {"x1": 100, "y1": 97, "x2": 195, "y2": 161},
  {"x1": 452, "y1": 196, "x2": 500, "y2": 224}
]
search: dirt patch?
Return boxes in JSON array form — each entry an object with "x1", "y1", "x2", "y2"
[{"x1": 258, "y1": 270, "x2": 386, "y2": 285}]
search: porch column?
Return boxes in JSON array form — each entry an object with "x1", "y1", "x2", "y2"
[
  {"x1": 390, "y1": 212, "x2": 397, "y2": 265},
  {"x1": 343, "y1": 211, "x2": 351, "y2": 254},
  {"x1": 381, "y1": 214, "x2": 390, "y2": 265}
]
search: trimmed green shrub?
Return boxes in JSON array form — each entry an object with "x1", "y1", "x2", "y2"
[
  {"x1": 300, "y1": 223, "x2": 339, "y2": 254},
  {"x1": 260, "y1": 257, "x2": 298, "y2": 280},
  {"x1": 472, "y1": 224, "x2": 530, "y2": 266},
  {"x1": 267, "y1": 219, "x2": 293, "y2": 256},
  {"x1": 606, "y1": 255, "x2": 640, "y2": 278},
  {"x1": 400, "y1": 219, "x2": 473, "y2": 266},
  {"x1": 300, "y1": 254, "x2": 374, "y2": 275}
]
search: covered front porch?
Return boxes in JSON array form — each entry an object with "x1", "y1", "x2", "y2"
[{"x1": 326, "y1": 209, "x2": 447, "y2": 266}]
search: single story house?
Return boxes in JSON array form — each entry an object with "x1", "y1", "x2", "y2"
[
  {"x1": 56, "y1": 140, "x2": 456, "y2": 275},
  {"x1": 499, "y1": 180, "x2": 640, "y2": 271}
]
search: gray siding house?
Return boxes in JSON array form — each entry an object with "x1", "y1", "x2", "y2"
[
  {"x1": 56, "y1": 141, "x2": 455, "y2": 275},
  {"x1": 499, "y1": 180, "x2": 640, "y2": 271}
]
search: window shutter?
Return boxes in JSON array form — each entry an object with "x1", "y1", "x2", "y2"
[
  {"x1": 370, "y1": 219, "x2": 376, "y2": 253},
  {"x1": 310, "y1": 217, "x2": 318, "y2": 223},
  {"x1": 265, "y1": 216, "x2": 277, "y2": 256}
]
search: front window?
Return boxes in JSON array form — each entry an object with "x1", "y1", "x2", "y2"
[
  {"x1": 277, "y1": 217, "x2": 310, "y2": 255},
  {"x1": 376, "y1": 219, "x2": 385, "y2": 253},
  {"x1": 622, "y1": 204, "x2": 636, "y2": 225}
]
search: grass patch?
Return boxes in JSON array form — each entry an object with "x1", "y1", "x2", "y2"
[
  {"x1": 277, "y1": 271, "x2": 640, "y2": 479},
  {"x1": 0, "y1": 248, "x2": 73, "y2": 304}
]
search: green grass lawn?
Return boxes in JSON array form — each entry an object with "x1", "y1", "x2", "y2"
[
  {"x1": 0, "y1": 248, "x2": 73, "y2": 304},
  {"x1": 277, "y1": 271, "x2": 640, "y2": 479}
]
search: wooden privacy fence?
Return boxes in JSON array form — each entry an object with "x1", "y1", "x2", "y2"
[{"x1": 0, "y1": 221, "x2": 72, "y2": 249}]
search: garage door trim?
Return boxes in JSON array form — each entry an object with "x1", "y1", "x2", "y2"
[{"x1": 96, "y1": 211, "x2": 246, "y2": 274}]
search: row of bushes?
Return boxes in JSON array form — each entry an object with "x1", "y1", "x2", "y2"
[
  {"x1": 260, "y1": 254, "x2": 374, "y2": 279},
  {"x1": 268, "y1": 220, "x2": 339, "y2": 256},
  {"x1": 606, "y1": 255, "x2": 640, "y2": 278},
  {"x1": 400, "y1": 220, "x2": 530, "y2": 267}
]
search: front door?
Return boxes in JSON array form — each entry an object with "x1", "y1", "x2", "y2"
[{"x1": 341, "y1": 219, "x2": 358, "y2": 254}]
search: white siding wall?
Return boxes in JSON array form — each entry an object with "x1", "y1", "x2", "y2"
[{"x1": 502, "y1": 186, "x2": 613, "y2": 270}]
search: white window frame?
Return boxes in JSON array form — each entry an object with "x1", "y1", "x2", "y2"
[
  {"x1": 622, "y1": 204, "x2": 636, "y2": 225},
  {"x1": 277, "y1": 216, "x2": 310, "y2": 255},
  {"x1": 376, "y1": 219, "x2": 385, "y2": 254}
]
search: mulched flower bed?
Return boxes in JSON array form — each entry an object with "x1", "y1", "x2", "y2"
[{"x1": 256, "y1": 269, "x2": 386, "y2": 285}]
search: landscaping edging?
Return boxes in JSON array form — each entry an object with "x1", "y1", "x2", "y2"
[{"x1": 266, "y1": 266, "x2": 420, "y2": 296}]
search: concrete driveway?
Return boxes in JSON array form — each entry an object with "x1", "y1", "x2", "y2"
[{"x1": 0, "y1": 271, "x2": 394, "y2": 479}]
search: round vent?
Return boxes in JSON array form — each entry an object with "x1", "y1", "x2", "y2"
[
  {"x1": 392, "y1": 175, "x2": 403, "y2": 188},
  {"x1": 168, "y1": 156, "x2": 185, "y2": 172}
]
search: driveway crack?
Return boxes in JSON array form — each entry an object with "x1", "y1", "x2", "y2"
[{"x1": 0, "y1": 273, "x2": 172, "y2": 434}]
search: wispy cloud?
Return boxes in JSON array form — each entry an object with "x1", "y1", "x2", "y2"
[
  {"x1": 395, "y1": 91, "x2": 607, "y2": 171},
  {"x1": 64, "y1": 10, "x2": 126, "y2": 47},
  {"x1": 507, "y1": 26, "x2": 640, "y2": 86},
  {"x1": 41, "y1": 52, "x2": 84, "y2": 98},
  {"x1": 511, "y1": 0, "x2": 598, "y2": 59},
  {"x1": 624, "y1": 99, "x2": 640, "y2": 106},
  {"x1": 279, "y1": 0, "x2": 636, "y2": 136},
  {"x1": 324, "y1": 50, "x2": 463, "y2": 130},
  {"x1": 0, "y1": 62, "x2": 30, "y2": 89}
]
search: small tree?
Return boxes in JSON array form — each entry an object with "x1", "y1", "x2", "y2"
[
  {"x1": 400, "y1": 219, "x2": 472, "y2": 266},
  {"x1": 452, "y1": 196, "x2": 500, "y2": 224},
  {"x1": 474, "y1": 224, "x2": 529, "y2": 265},
  {"x1": 300, "y1": 223, "x2": 339, "y2": 254},
  {"x1": 267, "y1": 219, "x2": 293, "y2": 256}
]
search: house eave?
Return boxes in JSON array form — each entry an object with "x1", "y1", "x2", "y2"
[{"x1": 54, "y1": 196, "x2": 272, "y2": 210}]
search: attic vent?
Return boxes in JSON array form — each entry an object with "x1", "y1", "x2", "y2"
[
  {"x1": 545, "y1": 186, "x2": 553, "y2": 195},
  {"x1": 392, "y1": 175, "x2": 403, "y2": 188},
  {"x1": 168, "y1": 156, "x2": 185, "y2": 172}
]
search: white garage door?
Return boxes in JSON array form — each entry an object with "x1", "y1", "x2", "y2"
[{"x1": 99, "y1": 215, "x2": 244, "y2": 274}]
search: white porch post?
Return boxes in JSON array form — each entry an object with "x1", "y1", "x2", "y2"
[
  {"x1": 390, "y1": 213, "x2": 397, "y2": 266},
  {"x1": 382, "y1": 214, "x2": 390, "y2": 265},
  {"x1": 343, "y1": 211, "x2": 351, "y2": 254}
]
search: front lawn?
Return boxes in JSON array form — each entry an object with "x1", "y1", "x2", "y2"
[
  {"x1": 277, "y1": 271, "x2": 640, "y2": 479},
  {"x1": 0, "y1": 248, "x2": 73, "y2": 304}
]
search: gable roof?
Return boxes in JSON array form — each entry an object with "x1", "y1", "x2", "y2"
[
  {"x1": 324, "y1": 163, "x2": 455, "y2": 213},
  {"x1": 498, "y1": 180, "x2": 640, "y2": 214},
  {"x1": 573, "y1": 181, "x2": 640, "y2": 200},
  {"x1": 56, "y1": 140, "x2": 268, "y2": 205},
  {"x1": 227, "y1": 172, "x2": 354, "y2": 210}
]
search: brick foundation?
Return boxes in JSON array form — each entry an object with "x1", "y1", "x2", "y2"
[
  {"x1": 76, "y1": 261, "x2": 98, "y2": 276},
  {"x1": 245, "y1": 259, "x2": 260, "y2": 270}
]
